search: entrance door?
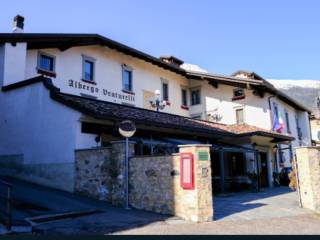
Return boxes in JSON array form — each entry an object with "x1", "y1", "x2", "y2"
[{"x1": 259, "y1": 152, "x2": 269, "y2": 188}]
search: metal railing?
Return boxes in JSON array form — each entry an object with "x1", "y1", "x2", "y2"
[{"x1": 0, "y1": 180, "x2": 12, "y2": 231}]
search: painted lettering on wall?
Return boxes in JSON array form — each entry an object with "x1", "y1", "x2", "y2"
[{"x1": 68, "y1": 80, "x2": 135, "y2": 102}]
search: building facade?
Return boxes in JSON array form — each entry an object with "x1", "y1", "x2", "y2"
[{"x1": 0, "y1": 16, "x2": 312, "y2": 194}]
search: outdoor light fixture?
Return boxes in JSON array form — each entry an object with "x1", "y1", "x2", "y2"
[
  {"x1": 118, "y1": 120, "x2": 136, "y2": 210},
  {"x1": 149, "y1": 89, "x2": 166, "y2": 112}
]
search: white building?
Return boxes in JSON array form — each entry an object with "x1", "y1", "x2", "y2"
[{"x1": 0, "y1": 16, "x2": 312, "y2": 193}]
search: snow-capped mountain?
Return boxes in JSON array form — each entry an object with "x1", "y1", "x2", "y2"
[
  {"x1": 268, "y1": 79, "x2": 320, "y2": 111},
  {"x1": 181, "y1": 63, "x2": 208, "y2": 73}
]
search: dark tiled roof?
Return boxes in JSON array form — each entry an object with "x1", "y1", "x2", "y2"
[
  {"x1": 227, "y1": 124, "x2": 294, "y2": 141},
  {"x1": 52, "y1": 92, "x2": 294, "y2": 141},
  {"x1": 50, "y1": 91, "x2": 234, "y2": 138}
]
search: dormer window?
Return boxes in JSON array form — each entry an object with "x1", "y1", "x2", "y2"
[
  {"x1": 37, "y1": 52, "x2": 56, "y2": 77},
  {"x1": 232, "y1": 88, "x2": 245, "y2": 101}
]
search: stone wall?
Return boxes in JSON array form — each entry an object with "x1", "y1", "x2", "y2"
[
  {"x1": 129, "y1": 144, "x2": 213, "y2": 222},
  {"x1": 296, "y1": 147, "x2": 320, "y2": 213},
  {"x1": 75, "y1": 147, "x2": 113, "y2": 201},
  {"x1": 129, "y1": 155, "x2": 176, "y2": 215},
  {"x1": 74, "y1": 141, "x2": 135, "y2": 206}
]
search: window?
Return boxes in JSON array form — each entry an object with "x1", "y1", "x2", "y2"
[
  {"x1": 274, "y1": 104, "x2": 279, "y2": 118},
  {"x1": 190, "y1": 88, "x2": 201, "y2": 105},
  {"x1": 295, "y1": 115, "x2": 302, "y2": 141},
  {"x1": 37, "y1": 52, "x2": 55, "y2": 76},
  {"x1": 236, "y1": 108, "x2": 244, "y2": 124},
  {"x1": 161, "y1": 80, "x2": 169, "y2": 101},
  {"x1": 233, "y1": 88, "x2": 245, "y2": 100},
  {"x1": 181, "y1": 88, "x2": 188, "y2": 106},
  {"x1": 82, "y1": 55, "x2": 95, "y2": 82},
  {"x1": 122, "y1": 65, "x2": 133, "y2": 92},
  {"x1": 285, "y1": 111, "x2": 291, "y2": 133}
]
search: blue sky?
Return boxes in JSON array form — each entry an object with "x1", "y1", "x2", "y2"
[{"x1": 1, "y1": 0, "x2": 320, "y2": 80}]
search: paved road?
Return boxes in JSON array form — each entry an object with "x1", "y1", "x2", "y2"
[
  {"x1": 0, "y1": 177, "x2": 169, "y2": 235},
  {"x1": 2, "y1": 178, "x2": 319, "y2": 235},
  {"x1": 214, "y1": 187, "x2": 311, "y2": 221},
  {"x1": 113, "y1": 214, "x2": 320, "y2": 235},
  {"x1": 114, "y1": 188, "x2": 320, "y2": 235}
]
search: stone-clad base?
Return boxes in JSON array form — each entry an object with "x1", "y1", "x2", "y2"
[
  {"x1": 75, "y1": 148, "x2": 113, "y2": 201},
  {"x1": 296, "y1": 147, "x2": 320, "y2": 213},
  {"x1": 74, "y1": 143, "x2": 214, "y2": 222},
  {"x1": 130, "y1": 144, "x2": 213, "y2": 222}
]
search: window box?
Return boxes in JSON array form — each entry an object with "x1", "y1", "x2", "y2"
[
  {"x1": 181, "y1": 105, "x2": 189, "y2": 110},
  {"x1": 81, "y1": 79, "x2": 97, "y2": 85},
  {"x1": 232, "y1": 95, "x2": 246, "y2": 101},
  {"x1": 37, "y1": 68, "x2": 56, "y2": 78},
  {"x1": 166, "y1": 101, "x2": 171, "y2": 106},
  {"x1": 122, "y1": 89, "x2": 135, "y2": 95}
]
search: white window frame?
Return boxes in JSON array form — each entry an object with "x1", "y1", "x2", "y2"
[
  {"x1": 122, "y1": 64, "x2": 133, "y2": 92},
  {"x1": 285, "y1": 110, "x2": 291, "y2": 134},
  {"x1": 37, "y1": 51, "x2": 56, "y2": 73},
  {"x1": 190, "y1": 87, "x2": 201, "y2": 106},
  {"x1": 181, "y1": 86, "x2": 188, "y2": 106},
  {"x1": 161, "y1": 78, "x2": 169, "y2": 101},
  {"x1": 235, "y1": 107, "x2": 245, "y2": 124},
  {"x1": 82, "y1": 55, "x2": 96, "y2": 82}
]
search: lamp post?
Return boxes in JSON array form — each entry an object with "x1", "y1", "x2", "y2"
[
  {"x1": 118, "y1": 120, "x2": 136, "y2": 210},
  {"x1": 149, "y1": 89, "x2": 166, "y2": 112}
]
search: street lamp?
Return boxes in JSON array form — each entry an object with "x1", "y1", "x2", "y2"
[
  {"x1": 118, "y1": 120, "x2": 136, "y2": 210},
  {"x1": 149, "y1": 89, "x2": 166, "y2": 112}
]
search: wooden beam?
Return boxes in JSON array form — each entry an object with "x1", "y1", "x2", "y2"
[{"x1": 208, "y1": 80, "x2": 218, "y2": 88}]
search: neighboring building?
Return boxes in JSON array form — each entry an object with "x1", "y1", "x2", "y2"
[
  {"x1": 0, "y1": 16, "x2": 312, "y2": 194},
  {"x1": 310, "y1": 97, "x2": 320, "y2": 146}
]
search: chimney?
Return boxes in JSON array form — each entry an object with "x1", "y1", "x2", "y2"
[
  {"x1": 13, "y1": 15, "x2": 24, "y2": 33},
  {"x1": 160, "y1": 55, "x2": 184, "y2": 67}
]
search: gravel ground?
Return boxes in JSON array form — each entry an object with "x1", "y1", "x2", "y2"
[{"x1": 112, "y1": 213, "x2": 320, "y2": 235}]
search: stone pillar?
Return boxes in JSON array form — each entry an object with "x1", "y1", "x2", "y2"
[
  {"x1": 111, "y1": 140, "x2": 135, "y2": 207},
  {"x1": 295, "y1": 147, "x2": 320, "y2": 213},
  {"x1": 177, "y1": 144, "x2": 213, "y2": 222}
]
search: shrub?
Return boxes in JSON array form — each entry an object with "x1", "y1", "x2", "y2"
[{"x1": 289, "y1": 159, "x2": 297, "y2": 191}]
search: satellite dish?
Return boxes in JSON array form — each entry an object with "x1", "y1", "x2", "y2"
[{"x1": 119, "y1": 120, "x2": 136, "y2": 138}]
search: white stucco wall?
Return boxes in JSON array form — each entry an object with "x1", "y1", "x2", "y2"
[
  {"x1": 199, "y1": 81, "x2": 271, "y2": 129},
  {"x1": 25, "y1": 46, "x2": 190, "y2": 117},
  {"x1": 1, "y1": 43, "x2": 27, "y2": 86},
  {"x1": 0, "y1": 82, "x2": 82, "y2": 191}
]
